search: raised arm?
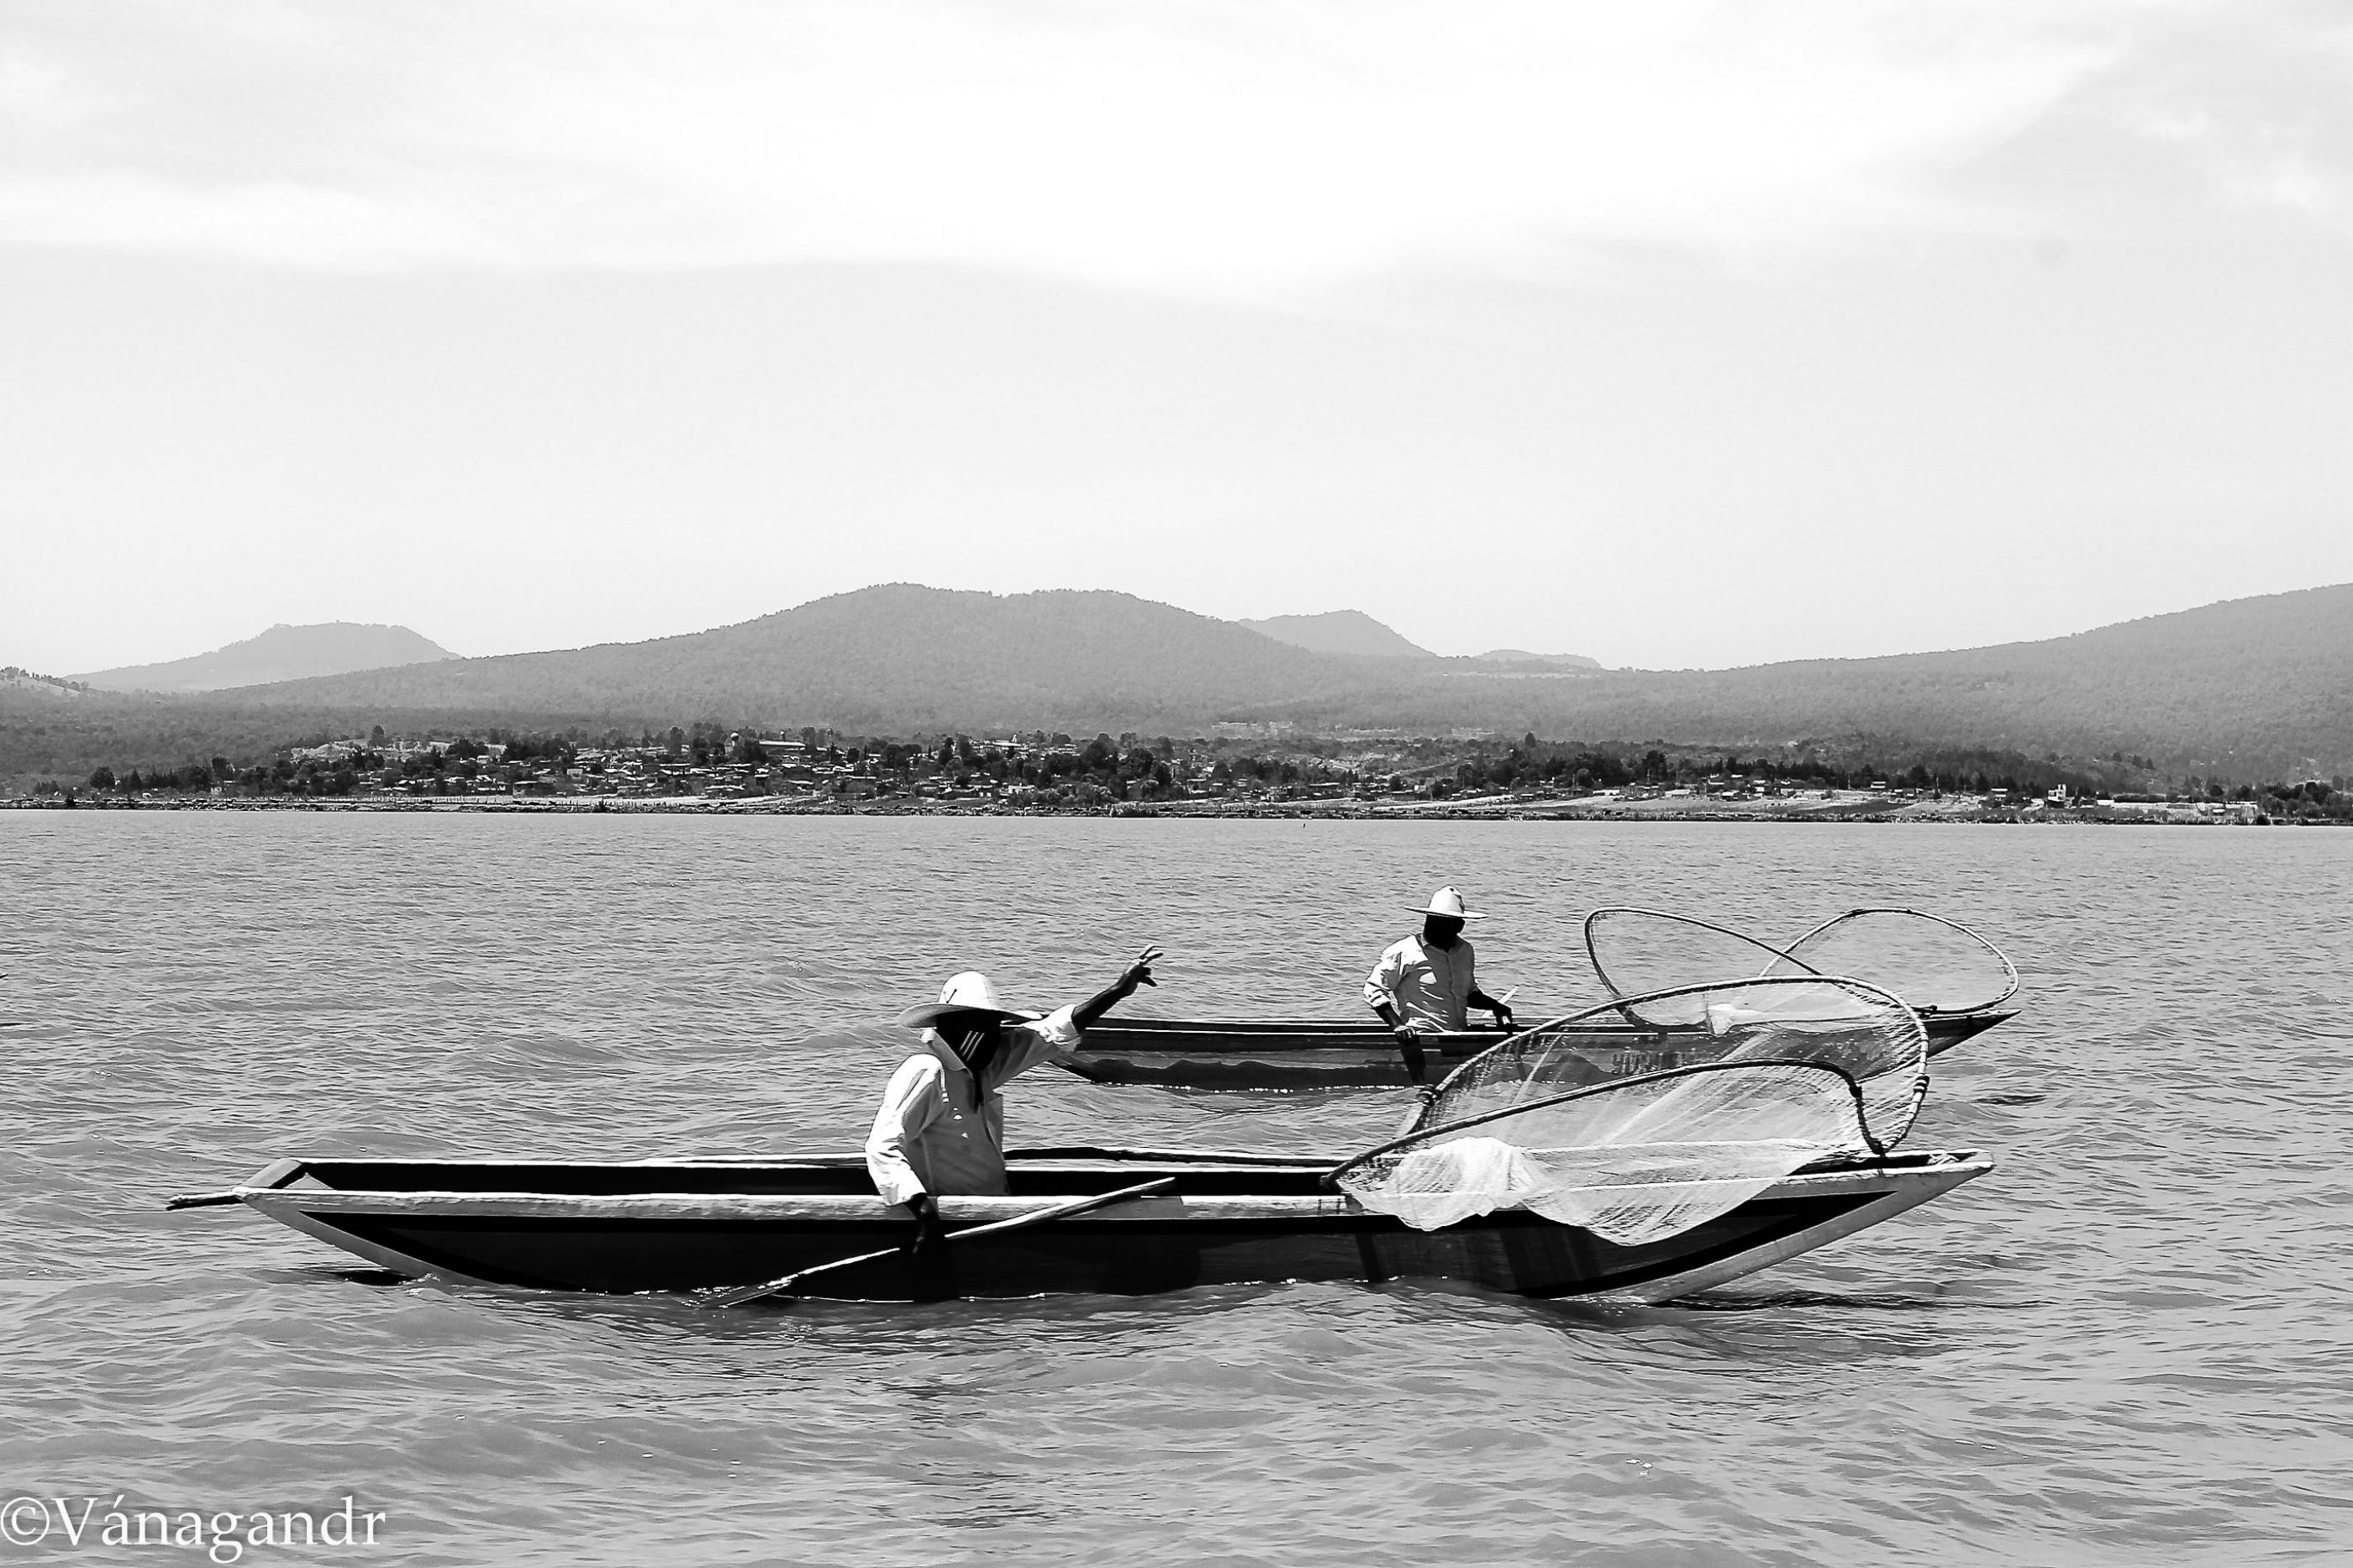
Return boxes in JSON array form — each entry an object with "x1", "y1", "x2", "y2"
[{"x1": 1072, "y1": 945, "x2": 1162, "y2": 1032}]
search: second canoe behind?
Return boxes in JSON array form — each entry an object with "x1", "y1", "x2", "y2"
[{"x1": 1056, "y1": 1011, "x2": 2013, "y2": 1091}]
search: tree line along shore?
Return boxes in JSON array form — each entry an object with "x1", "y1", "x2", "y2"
[{"x1": 8, "y1": 722, "x2": 2348, "y2": 826}]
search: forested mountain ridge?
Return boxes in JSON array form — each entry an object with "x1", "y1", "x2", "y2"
[
  {"x1": 1392, "y1": 583, "x2": 2351, "y2": 779},
  {"x1": 217, "y1": 587, "x2": 1368, "y2": 731},
  {"x1": 6, "y1": 582, "x2": 2348, "y2": 783}
]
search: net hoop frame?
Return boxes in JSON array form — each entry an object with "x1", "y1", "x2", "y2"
[
  {"x1": 1322, "y1": 1055, "x2": 1886, "y2": 1189},
  {"x1": 1774, "y1": 907, "x2": 2020, "y2": 1015},
  {"x1": 1442, "y1": 974, "x2": 1924, "y2": 1087},
  {"x1": 1582, "y1": 907, "x2": 1817, "y2": 1005},
  {"x1": 1327, "y1": 972, "x2": 1930, "y2": 1189}
]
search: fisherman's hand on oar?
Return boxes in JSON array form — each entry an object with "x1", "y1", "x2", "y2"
[
  {"x1": 1391, "y1": 1019, "x2": 1428, "y2": 1083},
  {"x1": 904, "y1": 1192, "x2": 945, "y2": 1263}
]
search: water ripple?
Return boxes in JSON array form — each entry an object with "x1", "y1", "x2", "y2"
[{"x1": 3, "y1": 813, "x2": 2349, "y2": 1565}]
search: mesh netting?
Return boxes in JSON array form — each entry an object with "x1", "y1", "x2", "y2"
[
  {"x1": 1331, "y1": 976, "x2": 1929, "y2": 1244},
  {"x1": 1582, "y1": 908, "x2": 1808, "y2": 1026},
  {"x1": 1763, "y1": 908, "x2": 2019, "y2": 1015},
  {"x1": 1585, "y1": 906, "x2": 2017, "y2": 1023}
]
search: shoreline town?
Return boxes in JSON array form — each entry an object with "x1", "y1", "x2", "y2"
[{"x1": 8, "y1": 725, "x2": 2343, "y2": 825}]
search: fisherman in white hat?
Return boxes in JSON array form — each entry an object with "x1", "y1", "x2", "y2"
[
  {"x1": 1364, "y1": 887, "x2": 1514, "y2": 1083},
  {"x1": 866, "y1": 946, "x2": 1161, "y2": 1278}
]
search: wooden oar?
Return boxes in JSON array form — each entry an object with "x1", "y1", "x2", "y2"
[{"x1": 697, "y1": 1176, "x2": 1176, "y2": 1308}]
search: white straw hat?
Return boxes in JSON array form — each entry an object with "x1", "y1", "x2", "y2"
[
  {"x1": 1409, "y1": 886, "x2": 1487, "y2": 919},
  {"x1": 896, "y1": 971, "x2": 1043, "y2": 1029}
]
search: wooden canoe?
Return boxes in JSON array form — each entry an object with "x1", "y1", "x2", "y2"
[
  {"x1": 171, "y1": 1144, "x2": 1991, "y2": 1303},
  {"x1": 1055, "y1": 1010, "x2": 2013, "y2": 1091}
]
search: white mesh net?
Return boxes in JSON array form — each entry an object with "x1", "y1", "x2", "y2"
[{"x1": 1333, "y1": 976, "x2": 1929, "y2": 1244}]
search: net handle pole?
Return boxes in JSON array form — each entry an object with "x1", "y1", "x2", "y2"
[
  {"x1": 1894, "y1": 1073, "x2": 1929, "y2": 1146},
  {"x1": 1322, "y1": 1056, "x2": 1874, "y2": 1188}
]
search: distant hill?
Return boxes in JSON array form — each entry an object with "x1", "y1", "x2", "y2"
[
  {"x1": 74, "y1": 623, "x2": 455, "y2": 692},
  {"x1": 1241, "y1": 611, "x2": 1432, "y2": 659},
  {"x1": 215, "y1": 587, "x2": 1358, "y2": 732},
  {"x1": 1, "y1": 666, "x2": 92, "y2": 700},
  {"x1": 1472, "y1": 650, "x2": 1603, "y2": 670},
  {"x1": 6, "y1": 583, "x2": 2348, "y2": 784},
  {"x1": 1373, "y1": 584, "x2": 2353, "y2": 780}
]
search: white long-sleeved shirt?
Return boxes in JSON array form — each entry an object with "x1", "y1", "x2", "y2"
[
  {"x1": 1362, "y1": 934, "x2": 1477, "y2": 1029},
  {"x1": 864, "y1": 1006, "x2": 1082, "y2": 1207}
]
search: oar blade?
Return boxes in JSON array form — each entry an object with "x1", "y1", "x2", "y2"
[{"x1": 699, "y1": 1245, "x2": 900, "y2": 1309}]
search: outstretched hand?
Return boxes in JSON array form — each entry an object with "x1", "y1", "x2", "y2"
[
  {"x1": 1075, "y1": 945, "x2": 1166, "y2": 1032},
  {"x1": 1118, "y1": 944, "x2": 1162, "y2": 992}
]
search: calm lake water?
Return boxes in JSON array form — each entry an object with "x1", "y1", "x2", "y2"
[{"x1": 3, "y1": 813, "x2": 2349, "y2": 1566}]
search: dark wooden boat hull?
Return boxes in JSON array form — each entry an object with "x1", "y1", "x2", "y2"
[
  {"x1": 196, "y1": 1149, "x2": 1990, "y2": 1303},
  {"x1": 1055, "y1": 1011, "x2": 2013, "y2": 1091}
]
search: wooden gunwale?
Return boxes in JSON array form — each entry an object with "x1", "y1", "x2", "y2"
[
  {"x1": 1068, "y1": 1012, "x2": 2008, "y2": 1056},
  {"x1": 1102, "y1": 1017, "x2": 1496, "y2": 1034},
  {"x1": 1078, "y1": 1020, "x2": 1506, "y2": 1050},
  {"x1": 235, "y1": 1154, "x2": 1983, "y2": 1223}
]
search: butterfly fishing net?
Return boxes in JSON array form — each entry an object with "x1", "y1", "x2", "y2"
[
  {"x1": 1582, "y1": 908, "x2": 1808, "y2": 1026},
  {"x1": 1764, "y1": 908, "x2": 2018, "y2": 1016},
  {"x1": 1332, "y1": 976, "x2": 1929, "y2": 1244},
  {"x1": 1586, "y1": 906, "x2": 2017, "y2": 1023}
]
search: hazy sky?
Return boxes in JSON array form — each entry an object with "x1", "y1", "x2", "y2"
[{"x1": 4, "y1": 1, "x2": 2348, "y2": 673}]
